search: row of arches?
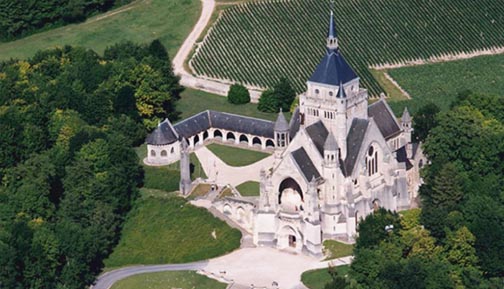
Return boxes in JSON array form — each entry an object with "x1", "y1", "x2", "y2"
[{"x1": 189, "y1": 128, "x2": 275, "y2": 150}]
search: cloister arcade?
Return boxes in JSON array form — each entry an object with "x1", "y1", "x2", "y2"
[{"x1": 186, "y1": 128, "x2": 275, "y2": 151}]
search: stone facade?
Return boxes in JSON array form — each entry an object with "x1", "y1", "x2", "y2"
[{"x1": 144, "y1": 10, "x2": 424, "y2": 258}]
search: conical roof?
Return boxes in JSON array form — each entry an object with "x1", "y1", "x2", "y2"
[
  {"x1": 324, "y1": 131, "x2": 338, "y2": 151},
  {"x1": 274, "y1": 109, "x2": 289, "y2": 132},
  {"x1": 328, "y1": 11, "x2": 337, "y2": 39},
  {"x1": 401, "y1": 107, "x2": 411, "y2": 123},
  {"x1": 145, "y1": 118, "x2": 179, "y2": 145}
]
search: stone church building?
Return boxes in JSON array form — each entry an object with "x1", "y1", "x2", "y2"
[{"x1": 145, "y1": 10, "x2": 423, "y2": 257}]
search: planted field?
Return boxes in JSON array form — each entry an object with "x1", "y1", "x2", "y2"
[
  {"x1": 111, "y1": 271, "x2": 227, "y2": 289},
  {"x1": 0, "y1": 0, "x2": 200, "y2": 60},
  {"x1": 387, "y1": 54, "x2": 504, "y2": 113},
  {"x1": 191, "y1": 0, "x2": 504, "y2": 96},
  {"x1": 104, "y1": 196, "x2": 241, "y2": 268}
]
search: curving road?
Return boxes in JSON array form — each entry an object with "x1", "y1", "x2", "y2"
[{"x1": 91, "y1": 261, "x2": 208, "y2": 289}]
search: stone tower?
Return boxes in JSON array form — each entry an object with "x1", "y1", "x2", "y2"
[
  {"x1": 401, "y1": 107, "x2": 413, "y2": 158},
  {"x1": 274, "y1": 109, "x2": 289, "y2": 158},
  {"x1": 300, "y1": 9, "x2": 367, "y2": 159},
  {"x1": 179, "y1": 138, "x2": 192, "y2": 195}
]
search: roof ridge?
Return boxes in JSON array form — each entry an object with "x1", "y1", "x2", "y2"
[{"x1": 209, "y1": 110, "x2": 274, "y2": 124}]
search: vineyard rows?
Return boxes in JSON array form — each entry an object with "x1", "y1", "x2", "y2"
[{"x1": 190, "y1": 0, "x2": 504, "y2": 96}]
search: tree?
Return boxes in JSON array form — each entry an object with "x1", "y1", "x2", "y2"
[
  {"x1": 273, "y1": 77, "x2": 296, "y2": 112},
  {"x1": 227, "y1": 84, "x2": 250, "y2": 104},
  {"x1": 355, "y1": 208, "x2": 402, "y2": 251},
  {"x1": 258, "y1": 89, "x2": 277, "y2": 112},
  {"x1": 412, "y1": 102, "x2": 440, "y2": 143}
]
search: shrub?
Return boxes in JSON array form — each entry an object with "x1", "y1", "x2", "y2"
[
  {"x1": 227, "y1": 84, "x2": 250, "y2": 104},
  {"x1": 257, "y1": 89, "x2": 277, "y2": 112}
]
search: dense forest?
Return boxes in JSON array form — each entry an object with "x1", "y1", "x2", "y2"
[
  {"x1": 0, "y1": 40, "x2": 182, "y2": 288},
  {"x1": 0, "y1": 0, "x2": 132, "y2": 41},
  {"x1": 326, "y1": 93, "x2": 504, "y2": 289}
]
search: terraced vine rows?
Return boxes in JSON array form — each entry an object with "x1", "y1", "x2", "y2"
[{"x1": 191, "y1": 0, "x2": 504, "y2": 96}]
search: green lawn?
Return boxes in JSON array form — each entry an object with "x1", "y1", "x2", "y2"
[
  {"x1": 0, "y1": 0, "x2": 200, "y2": 60},
  {"x1": 301, "y1": 265, "x2": 350, "y2": 289},
  {"x1": 111, "y1": 271, "x2": 227, "y2": 289},
  {"x1": 177, "y1": 88, "x2": 287, "y2": 122},
  {"x1": 387, "y1": 54, "x2": 504, "y2": 115},
  {"x1": 135, "y1": 144, "x2": 207, "y2": 192},
  {"x1": 104, "y1": 196, "x2": 241, "y2": 268},
  {"x1": 323, "y1": 240, "x2": 354, "y2": 260},
  {"x1": 236, "y1": 181, "x2": 260, "y2": 196},
  {"x1": 207, "y1": 143, "x2": 270, "y2": 167}
]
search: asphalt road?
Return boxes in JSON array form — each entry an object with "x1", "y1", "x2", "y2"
[{"x1": 90, "y1": 261, "x2": 208, "y2": 289}]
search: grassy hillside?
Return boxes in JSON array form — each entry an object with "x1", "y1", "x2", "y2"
[
  {"x1": 111, "y1": 271, "x2": 227, "y2": 289},
  {"x1": 104, "y1": 195, "x2": 241, "y2": 267},
  {"x1": 387, "y1": 54, "x2": 504, "y2": 114},
  {"x1": 191, "y1": 0, "x2": 504, "y2": 96},
  {"x1": 0, "y1": 0, "x2": 201, "y2": 60}
]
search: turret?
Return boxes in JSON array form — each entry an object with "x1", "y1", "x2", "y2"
[
  {"x1": 179, "y1": 138, "x2": 192, "y2": 195},
  {"x1": 326, "y1": 11, "x2": 339, "y2": 50},
  {"x1": 323, "y1": 131, "x2": 339, "y2": 167},
  {"x1": 335, "y1": 82, "x2": 347, "y2": 158},
  {"x1": 305, "y1": 176, "x2": 320, "y2": 223},
  {"x1": 274, "y1": 109, "x2": 289, "y2": 157},
  {"x1": 401, "y1": 107, "x2": 413, "y2": 157}
]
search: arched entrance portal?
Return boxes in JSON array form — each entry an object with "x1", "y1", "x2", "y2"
[
  {"x1": 288, "y1": 235, "x2": 297, "y2": 248},
  {"x1": 278, "y1": 178, "x2": 304, "y2": 212},
  {"x1": 277, "y1": 225, "x2": 301, "y2": 251}
]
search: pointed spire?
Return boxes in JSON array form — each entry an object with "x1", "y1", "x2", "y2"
[
  {"x1": 326, "y1": 6, "x2": 339, "y2": 50},
  {"x1": 274, "y1": 108, "x2": 289, "y2": 132},
  {"x1": 337, "y1": 81, "x2": 346, "y2": 98},
  {"x1": 401, "y1": 107, "x2": 411, "y2": 123},
  {"x1": 324, "y1": 131, "x2": 338, "y2": 151}
]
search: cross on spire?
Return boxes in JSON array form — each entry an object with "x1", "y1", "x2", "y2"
[{"x1": 327, "y1": 1, "x2": 339, "y2": 50}]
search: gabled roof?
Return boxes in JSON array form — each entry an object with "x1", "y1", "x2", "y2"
[
  {"x1": 146, "y1": 118, "x2": 179, "y2": 145},
  {"x1": 368, "y1": 100, "x2": 401, "y2": 139},
  {"x1": 208, "y1": 111, "x2": 274, "y2": 138},
  {"x1": 344, "y1": 118, "x2": 369, "y2": 175},
  {"x1": 305, "y1": 121, "x2": 329, "y2": 156},
  {"x1": 308, "y1": 49, "x2": 358, "y2": 86},
  {"x1": 174, "y1": 111, "x2": 211, "y2": 139},
  {"x1": 291, "y1": 147, "x2": 321, "y2": 181}
]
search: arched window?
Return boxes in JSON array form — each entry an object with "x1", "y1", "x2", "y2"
[
  {"x1": 170, "y1": 147, "x2": 175, "y2": 154},
  {"x1": 161, "y1": 150, "x2": 167, "y2": 157},
  {"x1": 366, "y1": 145, "x2": 379, "y2": 176},
  {"x1": 214, "y1": 129, "x2": 223, "y2": 138},
  {"x1": 150, "y1": 150, "x2": 156, "y2": 157}
]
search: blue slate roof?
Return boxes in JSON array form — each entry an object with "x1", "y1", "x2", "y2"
[
  {"x1": 308, "y1": 49, "x2": 358, "y2": 86},
  {"x1": 291, "y1": 147, "x2": 321, "y2": 181}
]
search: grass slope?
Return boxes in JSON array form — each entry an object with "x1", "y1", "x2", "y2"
[
  {"x1": 207, "y1": 143, "x2": 270, "y2": 167},
  {"x1": 302, "y1": 265, "x2": 350, "y2": 289},
  {"x1": 387, "y1": 54, "x2": 504, "y2": 114},
  {"x1": 236, "y1": 181, "x2": 260, "y2": 196},
  {"x1": 0, "y1": 0, "x2": 200, "y2": 60},
  {"x1": 191, "y1": 0, "x2": 504, "y2": 96},
  {"x1": 177, "y1": 88, "x2": 282, "y2": 121},
  {"x1": 104, "y1": 195, "x2": 241, "y2": 268},
  {"x1": 323, "y1": 240, "x2": 353, "y2": 260},
  {"x1": 111, "y1": 271, "x2": 227, "y2": 289}
]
